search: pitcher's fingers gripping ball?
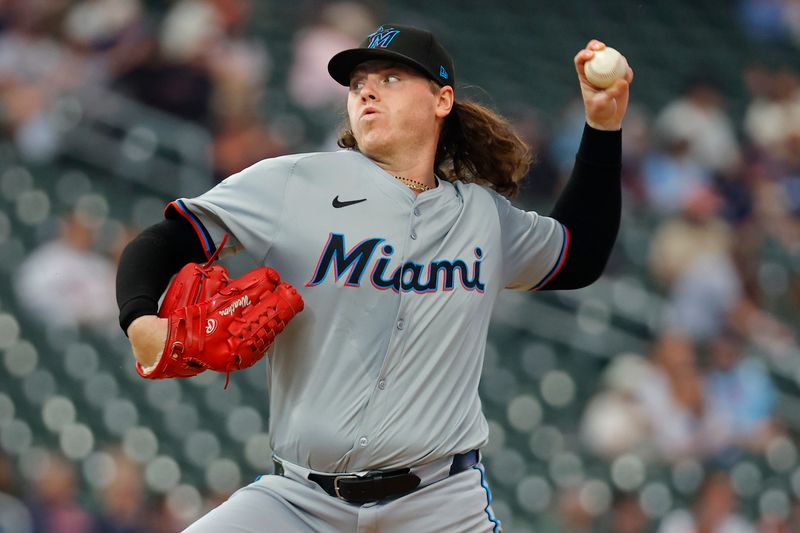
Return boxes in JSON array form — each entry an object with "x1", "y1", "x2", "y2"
[
  {"x1": 583, "y1": 46, "x2": 628, "y2": 89},
  {"x1": 137, "y1": 249, "x2": 304, "y2": 385}
]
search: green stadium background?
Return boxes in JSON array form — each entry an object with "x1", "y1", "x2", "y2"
[{"x1": 1, "y1": 1, "x2": 799, "y2": 531}]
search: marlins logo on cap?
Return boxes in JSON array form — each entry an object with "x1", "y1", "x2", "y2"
[
  {"x1": 367, "y1": 26, "x2": 400, "y2": 49},
  {"x1": 327, "y1": 23, "x2": 455, "y2": 88}
]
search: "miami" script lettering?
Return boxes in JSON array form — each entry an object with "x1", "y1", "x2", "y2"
[{"x1": 306, "y1": 233, "x2": 485, "y2": 293}]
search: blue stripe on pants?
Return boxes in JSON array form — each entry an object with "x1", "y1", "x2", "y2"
[{"x1": 474, "y1": 465, "x2": 501, "y2": 532}]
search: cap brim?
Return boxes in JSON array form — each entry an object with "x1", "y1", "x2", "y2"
[{"x1": 327, "y1": 48, "x2": 437, "y2": 86}]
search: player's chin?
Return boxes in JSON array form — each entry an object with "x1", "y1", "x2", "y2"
[{"x1": 356, "y1": 132, "x2": 391, "y2": 156}]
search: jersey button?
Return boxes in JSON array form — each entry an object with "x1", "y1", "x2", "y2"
[
  {"x1": 413, "y1": 207, "x2": 421, "y2": 216},
  {"x1": 359, "y1": 436, "x2": 368, "y2": 447},
  {"x1": 410, "y1": 231, "x2": 417, "y2": 240},
  {"x1": 378, "y1": 379, "x2": 386, "y2": 390},
  {"x1": 396, "y1": 319, "x2": 404, "y2": 330}
]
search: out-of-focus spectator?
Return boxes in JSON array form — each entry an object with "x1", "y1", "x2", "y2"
[
  {"x1": 212, "y1": 106, "x2": 287, "y2": 180},
  {"x1": 63, "y1": 0, "x2": 141, "y2": 51},
  {"x1": 580, "y1": 354, "x2": 654, "y2": 459},
  {"x1": 738, "y1": 0, "x2": 790, "y2": 41},
  {"x1": 647, "y1": 180, "x2": 794, "y2": 345},
  {"x1": 658, "y1": 471, "x2": 754, "y2": 533},
  {"x1": 0, "y1": 490, "x2": 32, "y2": 533},
  {"x1": 700, "y1": 330, "x2": 778, "y2": 458},
  {"x1": 14, "y1": 211, "x2": 117, "y2": 330},
  {"x1": 746, "y1": 126, "x2": 800, "y2": 250},
  {"x1": 581, "y1": 337, "x2": 705, "y2": 462},
  {"x1": 744, "y1": 67, "x2": 800, "y2": 160},
  {"x1": 159, "y1": 0, "x2": 221, "y2": 69},
  {"x1": 772, "y1": 500, "x2": 800, "y2": 533},
  {"x1": 779, "y1": 133, "x2": 800, "y2": 216},
  {"x1": 649, "y1": 185, "x2": 732, "y2": 286},
  {"x1": 649, "y1": 186, "x2": 741, "y2": 341},
  {"x1": 555, "y1": 484, "x2": 594, "y2": 533},
  {"x1": 206, "y1": 0, "x2": 271, "y2": 125},
  {"x1": 644, "y1": 334, "x2": 705, "y2": 460},
  {"x1": 714, "y1": 162, "x2": 754, "y2": 226},
  {"x1": 92, "y1": 449, "x2": 148, "y2": 533},
  {"x1": 0, "y1": 3, "x2": 81, "y2": 87},
  {"x1": 654, "y1": 76, "x2": 740, "y2": 174},
  {"x1": 608, "y1": 491, "x2": 648, "y2": 533},
  {"x1": 662, "y1": 248, "x2": 794, "y2": 353},
  {"x1": 642, "y1": 139, "x2": 713, "y2": 215},
  {"x1": 664, "y1": 254, "x2": 743, "y2": 342},
  {"x1": 0, "y1": 452, "x2": 32, "y2": 533},
  {"x1": 116, "y1": 0, "x2": 217, "y2": 125},
  {"x1": 62, "y1": 0, "x2": 154, "y2": 82},
  {"x1": 27, "y1": 453, "x2": 94, "y2": 533},
  {"x1": 0, "y1": 0, "x2": 154, "y2": 162},
  {"x1": 153, "y1": 488, "x2": 211, "y2": 532},
  {"x1": 739, "y1": 0, "x2": 800, "y2": 45},
  {"x1": 757, "y1": 512, "x2": 795, "y2": 533},
  {"x1": 147, "y1": 498, "x2": 183, "y2": 533},
  {"x1": 287, "y1": 1, "x2": 375, "y2": 110},
  {"x1": 0, "y1": 453, "x2": 18, "y2": 498},
  {"x1": 0, "y1": 2, "x2": 100, "y2": 161}
]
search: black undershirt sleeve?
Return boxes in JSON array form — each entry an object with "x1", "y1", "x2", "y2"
[
  {"x1": 539, "y1": 124, "x2": 622, "y2": 290},
  {"x1": 116, "y1": 217, "x2": 208, "y2": 334}
]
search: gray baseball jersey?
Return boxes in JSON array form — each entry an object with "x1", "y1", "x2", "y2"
[{"x1": 169, "y1": 149, "x2": 566, "y2": 473}]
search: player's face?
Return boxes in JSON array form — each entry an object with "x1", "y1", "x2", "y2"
[{"x1": 347, "y1": 61, "x2": 452, "y2": 160}]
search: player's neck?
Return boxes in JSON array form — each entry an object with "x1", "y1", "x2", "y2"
[{"x1": 372, "y1": 152, "x2": 436, "y2": 191}]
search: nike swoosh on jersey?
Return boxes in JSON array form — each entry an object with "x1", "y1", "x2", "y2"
[{"x1": 332, "y1": 196, "x2": 367, "y2": 208}]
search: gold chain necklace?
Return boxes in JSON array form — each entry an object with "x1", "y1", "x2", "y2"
[{"x1": 395, "y1": 175, "x2": 433, "y2": 192}]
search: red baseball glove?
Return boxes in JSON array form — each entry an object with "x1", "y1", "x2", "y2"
[{"x1": 137, "y1": 243, "x2": 304, "y2": 386}]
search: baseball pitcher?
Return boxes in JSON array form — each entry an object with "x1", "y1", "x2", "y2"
[{"x1": 116, "y1": 23, "x2": 633, "y2": 532}]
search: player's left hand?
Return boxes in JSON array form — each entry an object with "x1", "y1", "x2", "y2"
[
  {"x1": 137, "y1": 258, "x2": 304, "y2": 387},
  {"x1": 574, "y1": 39, "x2": 634, "y2": 131}
]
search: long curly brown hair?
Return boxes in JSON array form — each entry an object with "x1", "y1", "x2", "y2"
[{"x1": 337, "y1": 98, "x2": 531, "y2": 198}]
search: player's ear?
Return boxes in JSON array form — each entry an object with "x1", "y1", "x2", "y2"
[{"x1": 435, "y1": 85, "x2": 454, "y2": 118}]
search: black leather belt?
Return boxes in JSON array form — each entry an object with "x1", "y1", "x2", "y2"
[{"x1": 273, "y1": 450, "x2": 479, "y2": 505}]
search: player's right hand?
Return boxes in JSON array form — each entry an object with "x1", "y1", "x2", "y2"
[{"x1": 574, "y1": 39, "x2": 634, "y2": 132}]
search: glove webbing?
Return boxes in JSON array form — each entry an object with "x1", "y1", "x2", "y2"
[{"x1": 223, "y1": 296, "x2": 290, "y2": 389}]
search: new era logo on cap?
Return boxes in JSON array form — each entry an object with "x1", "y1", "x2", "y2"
[{"x1": 328, "y1": 23, "x2": 455, "y2": 89}]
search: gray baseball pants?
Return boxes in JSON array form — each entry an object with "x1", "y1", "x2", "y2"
[{"x1": 182, "y1": 456, "x2": 502, "y2": 532}]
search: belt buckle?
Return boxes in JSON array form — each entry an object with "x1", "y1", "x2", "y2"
[{"x1": 333, "y1": 474, "x2": 361, "y2": 500}]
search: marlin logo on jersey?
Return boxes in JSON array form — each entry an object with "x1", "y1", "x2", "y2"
[
  {"x1": 367, "y1": 26, "x2": 400, "y2": 49},
  {"x1": 306, "y1": 233, "x2": 485, "y2": 293},
  {"x1": 219, "y1": 295, "x2": 251, "y2": 316}
]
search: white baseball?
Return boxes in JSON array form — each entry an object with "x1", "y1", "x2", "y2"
[{"x1": 584, "y1": 46, "x2": 628, "y2": 89}]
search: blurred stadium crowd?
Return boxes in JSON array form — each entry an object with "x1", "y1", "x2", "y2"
[{"x1": 1, "y1": 0, "x2": 800, "y2": 532}]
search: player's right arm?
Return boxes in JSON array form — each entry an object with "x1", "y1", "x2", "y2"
[
  {"x1": 496, "y1": 41, "x2": 630, "y2": 291},
  {"x1": 116, "y1": 217, "x2": 207, "y2": 367}
]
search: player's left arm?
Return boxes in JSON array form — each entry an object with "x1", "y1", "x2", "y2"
[{"x1": 537, "y1": 40, "x2": 633, "y2": 290}]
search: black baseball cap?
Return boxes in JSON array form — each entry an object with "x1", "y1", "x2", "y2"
[{"x1": 328, "y1": 24, "x2": 455, "y2": 88}]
